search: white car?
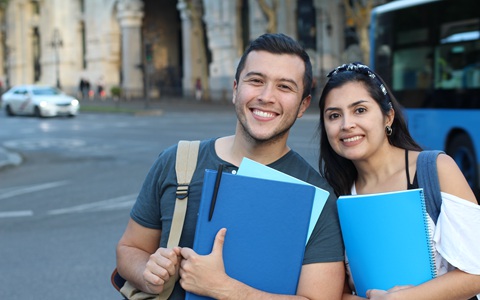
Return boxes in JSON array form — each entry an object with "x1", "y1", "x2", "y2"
[{"x1": 1, "y1": 85, "x2": 80, "y2": 117}]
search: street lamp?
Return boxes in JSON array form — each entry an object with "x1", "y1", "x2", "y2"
[{"x1": 50, "y1": 28, "x2": 63, "y2": 89}]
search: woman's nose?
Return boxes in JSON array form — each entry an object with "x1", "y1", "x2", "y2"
[{"x1": 341, "y1": 117, "x2": 356, "y2": 130}]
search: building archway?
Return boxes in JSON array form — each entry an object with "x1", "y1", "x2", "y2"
[{"x1": 142, "y1": 0, "x2": 182, "y2": 98}]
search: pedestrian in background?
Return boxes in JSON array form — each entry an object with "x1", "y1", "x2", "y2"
[
  {"x1": 195, "y1": 77, "x2": 202, "y2": 101},
  {"x1": 78, "y1": 78, "x2": 86, "y2": 100},
  {"x1": 96, "y1": 76, "x2": 105, "y2": 100}
]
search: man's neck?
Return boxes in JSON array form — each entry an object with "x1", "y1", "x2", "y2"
[{"x1": 215, "y1": 135, "x2": 290, "y2": 167}]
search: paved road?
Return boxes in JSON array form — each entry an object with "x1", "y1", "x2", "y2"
[{"x1": 0, "y1": 99, "x2": 321, "y2": 299}]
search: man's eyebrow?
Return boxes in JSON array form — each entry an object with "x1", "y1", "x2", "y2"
[
  {"x1": 243, "y1": 71, "x2": 264, "y2": 78},
  {"x1": 243, "y1": 72, "x2": 300, "y2": 89},
  {"x1": 278, "y1": 77, "x2": 299, "y2": 89}
]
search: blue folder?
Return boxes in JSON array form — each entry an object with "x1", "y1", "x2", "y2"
[
  {"x1": 185, "y1": 169, "x2": 316, "y2": 300},
  {"x1": 237, "y1": 157, "x2": 330, "y2": 243},
  {"x1": 337, "y1": 189, "x2": 436, "y2": 297}
]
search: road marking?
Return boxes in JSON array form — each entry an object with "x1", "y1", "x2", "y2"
[
  {"x1": 0, "y1": 210, "x2": 33, "y2": 218},
  {"x1": 48, "y1": 194, "x2": 137, "y2": 215},
  {"x1": 0, "y1": 181, "x2": 69, "y2": 200},
  {"x1": 3, "y1": 138, "x2": 86, "y2": 150}
]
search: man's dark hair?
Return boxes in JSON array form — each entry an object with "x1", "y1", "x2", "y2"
[{"x1": 234, "y1": 33, "x2": 313, "y2": 100}]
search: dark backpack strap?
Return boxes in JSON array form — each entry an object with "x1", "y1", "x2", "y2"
[
  {"x1": 417, "y1": 150, "x2": 445, "y2": 224},
  {"x1": 111, "y1": 268, "x2": 126, "y2": 292}
]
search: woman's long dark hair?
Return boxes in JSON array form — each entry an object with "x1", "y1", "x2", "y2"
[{"x1": 318, "y1": 63, "x2": 422, "y2": 196}]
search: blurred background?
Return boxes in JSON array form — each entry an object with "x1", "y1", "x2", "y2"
[
  {"x1": 0, "y1": 0, "x2": 386, "y2": 102},
  {"x1": 0, "y1": 1, "x2": 479, "y2": 298}
]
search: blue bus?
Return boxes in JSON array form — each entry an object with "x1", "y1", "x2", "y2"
[{"x1": 370, "y1": 0, "x2": 480, "y2": 195}]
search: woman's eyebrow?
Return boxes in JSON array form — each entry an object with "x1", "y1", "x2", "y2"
[
  {"x1": 348, "y1": 100, "x2": 368, "y2": 107},
  {"x1": 324, "y1": 106, "x2": 340, "y2": 112},
  {"x1": 324, "y1": 100, "x2": 369, "y2": 112}
]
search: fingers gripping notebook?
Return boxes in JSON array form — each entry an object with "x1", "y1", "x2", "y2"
[
  {"x1": 337, "y1": 189, "x2": 436, "y2": 297},
  {"x1": 186, "y1": 168, "x2": 317, "y2": 299}
]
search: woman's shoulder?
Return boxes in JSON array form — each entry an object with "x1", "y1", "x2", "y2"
[
  {"x1": 435, "y1": 152, "x2": 478, "y2": 203},
  {"x1": 434, "y1": 152, "x2": 464, "y2": 176}
]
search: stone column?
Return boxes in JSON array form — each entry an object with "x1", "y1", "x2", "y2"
[
  {"x1": 202, "y1": 0, "x2": 240, "y2": 101},
  {"x1": 249, "y1": 0, "x2": 267, "y2": 40},
  {"x1": 177, "y1": 0, "x2": 193, "y2": 95},
  {"x1": 277, "y1": 0, "x2": 297, "y2": 38},
  {"x1": 314, "y1": 0, "x2": 343, "y2": 75},
  {"x1": 117, "y1": 0, "x2": 144, "y2": 98}
]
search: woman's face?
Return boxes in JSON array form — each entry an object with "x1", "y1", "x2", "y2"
[{"x1": 323, "y1": 81, "x2": 393, "y2": 161}]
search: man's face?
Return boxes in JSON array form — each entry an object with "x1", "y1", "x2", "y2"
[{"x1": 233, "y1": 50, "x2": 311, "y2": 144}]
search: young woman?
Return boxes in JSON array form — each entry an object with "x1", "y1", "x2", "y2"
[{"x1": 318, "y1": 62, "x2": 480, "y2": 300}]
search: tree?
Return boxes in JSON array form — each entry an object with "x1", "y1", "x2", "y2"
[
  {"x1": 0, "y1": 0, "x2": 8, "y2": 87},
  {"x1": 188, "y1": 0, "x2": 209, "y2": 100},
  {"x1": 258, "y1": 0, "x2": 278, "y2": 33},
  {"x1": 0, "y1": 0, "x2": 8, "y2": 10},
  {"x1": 343, "y1": 0, "x2": 374, "y2": 65}
]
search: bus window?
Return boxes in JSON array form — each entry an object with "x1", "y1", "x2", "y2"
[
  {"x1": 370, "y1": 0, "x2": 480, "y2": 194},
  {"x1": 435, "y1": 45, "x2": 466, "y2": 89},
  {"x1": 435, "y1": 19, "x2": 480, "y2": 90},
  {"x1": 392, "y1": 46, "x2": 432, "y2": 91}
]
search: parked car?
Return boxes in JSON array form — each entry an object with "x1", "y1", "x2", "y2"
[{"x1": 1, "y1": 85, "x2": 80, "y2": 117}]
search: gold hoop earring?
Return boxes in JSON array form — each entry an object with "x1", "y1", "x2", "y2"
[{"x1": 386, "y1": 125, "x2": 393, "y2": 136}]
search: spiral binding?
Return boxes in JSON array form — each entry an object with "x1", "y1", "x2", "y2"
[{"x1": 420, "y1": 189, "x2": 438, "y2": 278}]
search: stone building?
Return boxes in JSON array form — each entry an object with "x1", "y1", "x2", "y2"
[{"x1": 0, "y1": 0, "x2": 356, "y2": 101}]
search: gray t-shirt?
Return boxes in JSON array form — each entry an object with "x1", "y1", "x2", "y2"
[{"x1": 131, "y1": 138, "x2": 344, "y2": 299}]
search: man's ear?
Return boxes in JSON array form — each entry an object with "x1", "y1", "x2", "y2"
[
  {"x1": 232, "y1": 80, "x2": 238, "y2": 104},
  {"x1": 297, "y1": 95, "x2": 312, "y2": 118}
]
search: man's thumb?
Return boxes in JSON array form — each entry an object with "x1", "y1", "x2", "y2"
[{"x1": 212, "y1": 228, "x2": 227, "y2": 255}]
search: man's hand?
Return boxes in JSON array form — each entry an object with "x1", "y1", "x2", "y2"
[
  {"x1": 143, "y1": 247, "x2": 182, "y2": 294},
  {"x1": 179, "y1": 228, "x2": 230, "y2": 298}
]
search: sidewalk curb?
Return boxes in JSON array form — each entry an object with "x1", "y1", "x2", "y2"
[
  {"x1": 133, "y1": 109, "x2": 164, "y2": 116},
  {"x1": 0, "y1": 147, "x2": 23, "y2": 170}
]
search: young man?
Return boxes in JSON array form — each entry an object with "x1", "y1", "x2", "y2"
[{"x1": 116, "y1": 33, "x2": 345, "y2": 300}]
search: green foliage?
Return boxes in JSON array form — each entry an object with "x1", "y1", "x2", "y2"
[
  {"x1": 0, "y1": 0, "x2": 9, "y2": 10},
  {"x1": 80, "y1": 105, "x2": 137, "y2": 114},
  {"x1": 110, "y1": 86, "x2": 122, "y2": 97}
]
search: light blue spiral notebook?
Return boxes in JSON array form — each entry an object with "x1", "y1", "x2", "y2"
[
  {"x1": 185, "y1": 169, "x2": 316, "y2": 300},
  {"x1": 337, "y1": 188, "x2": 436, "y2": 297}
]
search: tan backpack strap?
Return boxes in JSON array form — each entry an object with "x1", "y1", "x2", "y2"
[
  {"x1": 152, "y1": 140, "x2": 200, "y2": 300},
  {"x1": 120, "y1": 141, "x2": 200, "y2": 300},
  {"x1": 168, "y1": 140, "x2": 200, "y2": 248}
]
